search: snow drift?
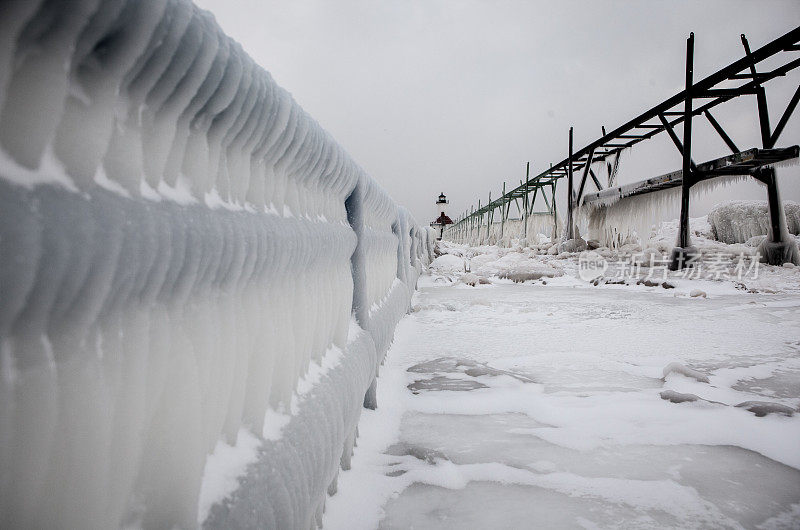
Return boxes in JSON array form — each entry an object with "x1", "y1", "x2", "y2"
[{"x1": 0, "y1": 1, "x2": 429, "y2": 528}]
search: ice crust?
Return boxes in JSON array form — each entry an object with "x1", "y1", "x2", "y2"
[
  {"x1": 0, "y1": 2, "x2": 433, "y2": 528},
  {"x1": 709, "y1": 200, "x2": 800, "y2": 244},
  {"x1": 579, "y1": 175, "x2": 749, "y2": 248}
]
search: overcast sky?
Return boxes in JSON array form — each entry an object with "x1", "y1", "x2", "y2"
[{"x1": 195, "y1": 0, "x2": 800, "y2": 224}]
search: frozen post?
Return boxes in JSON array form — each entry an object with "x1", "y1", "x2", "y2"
[
  {"x1": 754, "y1": 167, "x2": 800, "y2": 264},
  {"x1": 500, "y1": 181, "x2": 506, "y2": 245},
  {"x1": 551, "y1": 180, "x2": 559, "y2": 240},
  {"x1": 523, "y1": 162, "x2": 530, "y2": 247},
  {"x1": 669, "y1": 32, "x2": 700, "y2": 270},
  {"x1": 477, "y1": 199, "x2": 482, "y2": 243},
  {"x1": 566, "y1": 127, "x2": 575, "y2": 240},
  {"x1": 741, "y1": 33, "x2": 800, "y2": 266},
  {"x1": 486, "y1": 192, "x2": 492, "y2": 244}
]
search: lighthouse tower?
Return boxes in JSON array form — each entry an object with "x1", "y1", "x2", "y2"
[{"x1": 430, "y1": 192, "x2": 453, "y2": 240}]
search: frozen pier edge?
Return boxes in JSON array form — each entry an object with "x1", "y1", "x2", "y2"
[{"x1": 0, "y1": 1, "x2": 433, "y2": 528}]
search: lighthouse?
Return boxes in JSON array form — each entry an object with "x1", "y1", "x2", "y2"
[{"x1": 430, "y1": 192, "x2": 453, "y2": 240}]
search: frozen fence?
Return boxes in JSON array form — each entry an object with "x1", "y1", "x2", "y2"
[
  {"x1": 0, "y1": 1, "x2": 431, "y2": 528},
  {"x1": 446, "y1": 213, "x2": 561, "y2": 247}
]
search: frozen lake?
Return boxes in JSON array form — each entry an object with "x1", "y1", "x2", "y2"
[{"x1": 325, "y1": 278, "x2": 800, "y2": 529}]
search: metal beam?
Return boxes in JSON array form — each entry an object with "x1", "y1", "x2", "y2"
[
  {"x1": 588, "y1": 168, "x2": 603, "y2": 191},
  {"x1": 678, "y1": 32, "x2": 694, "y2": 251},
  {"x1": 703, "y1": 110, "x2": 740, "y2": 153},
  {"x1": 769, "y1": 83, "x2": 800, "y2": 148},
  {"x1": 566, "y1": 127, "x2": 575, "y2": 240},
  {"x1": 576, "y1": 147, "x2": 595, "y2": 204},
  {"x1": 742, "y1": 34, "x2": 772, "y2": 147}
]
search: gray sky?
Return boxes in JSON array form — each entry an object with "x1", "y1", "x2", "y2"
[{"x1": 195, "y1": 0, "x2": 800, "y2": 225}]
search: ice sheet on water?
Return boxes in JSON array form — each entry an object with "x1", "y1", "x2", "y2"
[
  {"x1": 326, "y1": 279, "x2": 800, "y2": 529},
  {"x1": 407, "y1": 376, "x2": 489, "y2": 393}
]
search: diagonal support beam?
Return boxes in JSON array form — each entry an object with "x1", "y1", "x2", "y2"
[
  {"x1": 769, "y1": 83, "x2": 800, "y2": 148},
  {"x1": 658, "y1": 113, "x2": 697, "y2": 170},
  {"x1": 540, "y1": 185, "x2": 551, "y2": 211},
  {"x1": 530, "y1": 187, "x2": 540, "y2": 214},
  {"x1": 703, "y1": 110, "x2": 740, "y2": 153},
  {"x1": 588, "y1": 168, "x2": 603, "y2": 191},
  {"x1": 607, "y1": 151, "x2": 621, "y2": 187},
  {"x1": 576, "y1": 147, "x2": 595, "y2": 204},
  {"x1": 742, "y1": 34, "x2": 772, "y2": 148}
]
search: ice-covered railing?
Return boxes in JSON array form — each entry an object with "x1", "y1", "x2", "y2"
[
  {"x1": 0, "y1": 1, "x2": 432, "y2": 528},
  {"x1": 446, "y1": 213, "x2": 561, "y2": 247}
]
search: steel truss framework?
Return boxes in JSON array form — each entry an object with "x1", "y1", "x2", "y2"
[{"x1": 446, "y1": 25, "x2": 800, "y2": 263}]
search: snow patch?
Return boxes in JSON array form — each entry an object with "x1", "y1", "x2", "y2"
[{"x1": 197, "y1": 429, "x2": 262, "y2": 525}]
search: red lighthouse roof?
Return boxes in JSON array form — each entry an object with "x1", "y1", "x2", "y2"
[{"x1": 432, "y1": 213, "x2": 453, "y2": 226}]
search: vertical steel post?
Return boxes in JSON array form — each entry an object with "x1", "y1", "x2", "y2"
[
  {"x1": 477, "y1": 200, "x2": 481, "y2": 243},
  {"x1": 470, "y1": 206, "x2": 475, "y2": 242},
  {"x1": 670, "y1": 32, "x2": 696, "y2": 270},
  {"x1": 486, "y1": 192, "x2": 491, "y2": 244},
  {"x1": 500, "y1": 182, "x2": 506, "y2": 244},
  {"x1": 523, "y1": 162, "x2": 530, "y2": 244},
  {"x1": 551, "y1": 181, "x2": 558, "y2": 240},
  {"x1": 763, "y1": 167, "x2": 783, "y2": 243},
  {"x1": 566, "y1": 127, "x2": 575, "y2": 240},
  {"x1": 679, "y1": 32, "x2": 694, "y2": 250},
  {"x1": 753, "y1": 165, "x2": 799, "y2": 265}
]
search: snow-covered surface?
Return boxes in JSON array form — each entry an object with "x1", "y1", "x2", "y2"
[
  {"x1": 0, "y1": 2, "x2": 433, "y2": 528},
  {"x1": 197, "y1": 428, "x2": 262, "y2": 525},
  {"x1": 325, "y1": 244, "x2": 800, "y2": 529}
]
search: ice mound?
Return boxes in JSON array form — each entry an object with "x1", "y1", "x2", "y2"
[
  {"x1": 659, "y1": 390, "x2": 724, "y2": 406},
  {"x1": 430, "y1": 254, "x2": 466, "y2": 273},
  {"x1": 558, "y1": 237, "x2": 588, "y2": 253},
  {"x1": 386, "y1": 443, "x2": 450, "y2": 464},
  {"x1": 734, "y1": 401, "x2": 796, "y2": 417},
  {"x1": 408, "y1": 376, "x2": 489, "y2": 393},
  {"x1": 498, "y1": 269, "x2": 562, "y2": 282},
  {"x1": 407, "y1": 357, "x2": 536, "y2": 384},
  {"x1": 662, "y1": 363, "x2": 710, "y2": 383},
  {"x1": 460, "y1": 272, "x2": 491, "y2": 286},
  {"x1": 660, "y1": 390, "x2": 702, "y2": 403},
  {"x1": 474, "y1": 252, "x2": 562, "y2": 280},
  {"x1": 709, "y1": 200, "x2": 800, "y2": 244}
]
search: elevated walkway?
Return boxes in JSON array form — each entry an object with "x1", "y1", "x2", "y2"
[{"x1": 582, "y1": 146, "x2": 799, "y2": 205}]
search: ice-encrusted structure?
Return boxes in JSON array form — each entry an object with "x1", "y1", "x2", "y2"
[
  {"x1": 445, "y1": 213, "x2": 562, "y2": 247},
  {"x1": 0, "y1": 2, "x2": 431, "y2": 528},
  {"x1": 578, "y1": 175, "x2": 749, "y2": 248},
  {"x1": 708, "y1": 200, "x2": 800, "y2": 244}
]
